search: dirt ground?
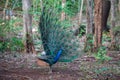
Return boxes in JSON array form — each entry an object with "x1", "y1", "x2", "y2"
[{"x1": 0, "y1": 51, "x2": 120, "y2": 80}]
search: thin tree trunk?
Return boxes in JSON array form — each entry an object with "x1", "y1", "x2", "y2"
[
  {"x1": 3, "y1": 0, "x2": 9, "y2": 20},
  {"x1": 86, "y1": 0, "x2": 93, "y2": 34},
  {"x1": 61, "y1": 0, "x2": 66, "y2": 21},
  {"x1": 22, "y1": 0, "x2": 36, "y2": 53},
  {"x1": 84, "y1": 0, "x2": 94, "y2": 52},
  {"x1": 119, "y1": 0, "x2": 120, "y2": 13},
  {"x1": 40, "y1": 0, "x2": 43, "y2": 11},
  {"x1": 78, "y1": 0, "x2": 84, "y2": 25},
  {"x1": 94, "y1": 0, "x2": 103, "y2": 51},
  {"x1": 110, "y1": 0, "x2": 116, "y2": 49}
]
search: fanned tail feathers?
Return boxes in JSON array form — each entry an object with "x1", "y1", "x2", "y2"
[{"x1": 38, "y1": 6, "x2": 83, "y2": 65}]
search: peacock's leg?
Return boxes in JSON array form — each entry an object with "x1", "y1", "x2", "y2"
[
  {"x1": 49, "y1": 66, "x2": 52, "y2": 74},
  {"x1": 48, "y1": 66, "x2": 53, "y2": 80}
]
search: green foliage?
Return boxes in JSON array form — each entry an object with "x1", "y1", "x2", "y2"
[
  {"x1": 65, "y1": 0, "x2": 86, "y2": 16},
  {"x1": 0, "y1": 19, "x2": 11, "y2": 36},
  {"x1": 0, "y1": 19, "x2": 9, "y2": 52},
  {"x1": 43, "y1": 0, "x2": 61, "y2": 9},
  {"x1": 113, "y1": 26, "x2": 120, "y2": 36},
  {"x1": 0, "y1": 37, "x2": 24, "y2": 52},
  {"x1": 84, "y1": 34, "x2": 93, "y2": 52},
  {"x1": 61, "y1": 20, "x2": 73, "y2": 29},
  {"x1": 94, "y1": 46, "x2": 112, "y2": 63},
  {"x1": 0, "y1": 42, "x2": 7, "y2": 52},
  {"x1": 65, "y1": 0, "x2": 79, "y2": 16},
  {"x1": 42, "y1": 0, "x2": 85, "y2": 17},
  {"x1": 78, "y1": 24, "x2": 86, "y2": 37},
  {"x1": 102, "y1": 33, "x2": 111, "y2": 42},
  {"x1": 10, "y1": 37, "x2": 24, "y2": 51},
  {"x1": 0, "y1": 15, "x2": 24, "y2": 52},
  {"x1": 94, "y1": 67, "x2": 109, "y2": 74},
  {"x1": 32, "y1": 0, "x2": 41, "y2": 21},
  {"x1": 12, "y1": 0, "x2": 22, "y2": 10},
  {"x1": 0, "y1": 0, "x2": 22, "y2": 10}
]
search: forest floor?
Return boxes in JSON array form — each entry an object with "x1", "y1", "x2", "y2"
[{"x1": 0, "y1": 51, "x2": 120, "y2": 80}]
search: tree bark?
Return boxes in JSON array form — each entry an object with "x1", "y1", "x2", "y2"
[
  {"x1": 78, "y1": 0, "x2": 84, "y2": 25},
  {"x1": 86, "y1": 0, "x2": 93, "y2": 34},
  {"x1": 84, "y1": 0, "x2": 94, "y2": 52},
  {"x1": 118, "y1": 0, "x2": 120, "y2": 13},
  {"x1": 110, "y1": 0, "x2": 116, "y2": 49},
  {"x1": 3, "y1": 0, "x2": 9, "y2": 20},
  {"x1": 40, "y1": 0, "x2": 43, "y2": 11},
  {"x1": 102, "y1": 0, "x2": 111, "y2": 29},
  {"x1": 94, "y1": 0, "x2": 103, "y2": 50},
  {"x1": 22, "y1": 0, "x2": 36, "y2": 53}
]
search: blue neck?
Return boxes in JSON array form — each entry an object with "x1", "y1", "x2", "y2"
[{"x1": 54, "y1": 49, "x2": 62, "y2": 63}]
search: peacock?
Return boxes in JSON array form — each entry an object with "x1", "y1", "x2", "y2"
[{"x1": 37, "y1": 6, "x2": 83, "y2": 72}]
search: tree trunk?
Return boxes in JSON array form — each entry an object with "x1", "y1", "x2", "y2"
[
  {"x1": 61, "y1": 0, "x2": 66, "y2": 21},
  {"x1": 110, "y1": 0, "x2": 116, "y2": 49},
  {"x1": 94, "y1": 0, "x2": 103, "y2": 51},
  {"x1": 102, "y1": 0, "x2": 111, "y2": 29},
  {"x1": 118, "y1": 0, "x2": 120, "y2": 13},
  {"x1": 78, "y1": 0, "x2": 84, "y2": 25},
  {"x1": 22, "y1": 0, "x2": 36, "y2": 53},
  {"x1": 3, "y1": 0, "x2": 9, "y2": 20},
  {"x1": 40, "y1": 0, "x2": 43, "y2": 11},
  {"x1": 84, "y1": 0, "x2": 94, "y2": 52},
  {"x1": 86, "y1": 0, "x2": 93, "y2": 34}
]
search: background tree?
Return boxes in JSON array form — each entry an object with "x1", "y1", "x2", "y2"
[
  {"x1": 118, "y1": 1, "x2": 120, "y2": 13},
  {"x1": 110, "y1": 0, "x2": 116, "y2": 50},
  {"x1": 94, "y1": 0, "x2": 103, "y2": 50},
  {"x1": 3, "y1": 0, "x2": 9, "y2": 20},
  {"x1": 40, "y1": 0, "x2": 43, "y2": 11},
  {"x1": 22, "y1": 0, "x2": 35, "y2": 53},
  {"x1": 84, "y1": 0, "x2": 94, "y2": 52},
  {"x1": 86, "y1": 0, "x2": 93, "y2": 34},
  {"x1": 94, "y1": 0, "x2": 111, "y2": 50},
  {"x1": 78, "y1": 0, "x2": 84, "y2": 25},
  {"x1": 110, "y1": 0, "x2": 120, "y2": 50}
]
